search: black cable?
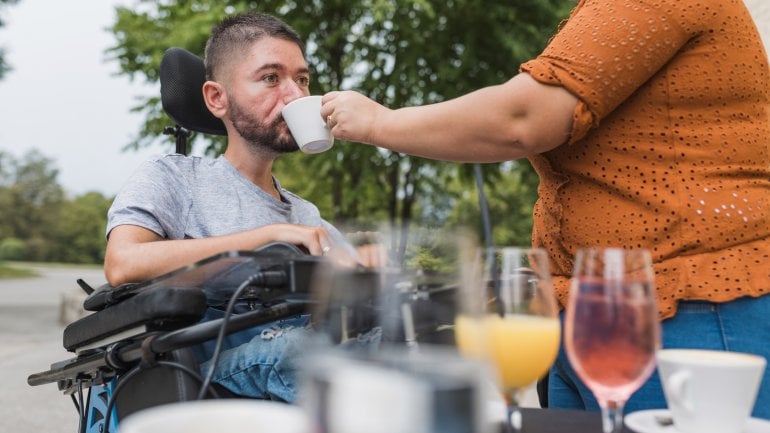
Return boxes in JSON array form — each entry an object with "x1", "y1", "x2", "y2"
[
  {"x1": 103, "y1": 366, "x2": 142, "y2": 433},
  {"x1": 196, "y1": 273, "x2": 265, "y2": 400},
  {"x1": 473, "y1": 163, "x2": 502, "y2": 315},
  {"x1": 70, "y1": 394, "x2": 79, "y2": 414},
  {"x1": 71, "y1": 392, "x2": 85, "y2": 433},
  {"x1": 71, "y1": 393, "x2": 84, "y2": 433},
  {"x1": 76, "y1": 381, "x2": 85, "y2": 433},
  {"x1": 84, "y1": 386, "x2": 92, "y2": 433},
  {"x1": 100, "y1": 358, "x2": 222, "y2": 433},
  {"x1": 473, "y1": 163, "x2": 494, "y2": 253}
]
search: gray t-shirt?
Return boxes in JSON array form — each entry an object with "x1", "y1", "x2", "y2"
[{"x1": 107, "y1": 154, "x2": 349, "y2": 249}]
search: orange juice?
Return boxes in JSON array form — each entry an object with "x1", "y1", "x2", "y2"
[
  {"x1": 454, "y1": 314, "x2": 487, "y2": 359},
  {"x1": 485, "y1": 314, "x2": 560, "y2": 390}
]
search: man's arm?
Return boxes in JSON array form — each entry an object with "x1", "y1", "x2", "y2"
[{"x1": 104, "y1": 223, "x2": 335, "y2": 286}]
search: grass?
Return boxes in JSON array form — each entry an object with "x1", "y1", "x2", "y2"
[
  {"x1": 8, "y1": 260, "x2": 102, "y2": 270},
  {"x1": 0, "y1": 260, "x2": 103, "y2": 279},
  {"x1": 0, "y1": 261, "x2": 40, "y2": 278}
]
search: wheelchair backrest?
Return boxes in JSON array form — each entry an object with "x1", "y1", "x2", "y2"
[{"x1": 159, "y1": 47, "x2": 227, "y2": 154}]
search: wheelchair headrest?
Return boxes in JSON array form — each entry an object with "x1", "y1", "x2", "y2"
[{"x1": 160, "y1": 47, "x2": 227, "y2": 136}]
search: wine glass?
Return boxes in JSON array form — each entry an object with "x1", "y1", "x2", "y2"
[
  {"x1": 455, "y1": 247, "x2": 561, "y2": 432},
  {"x1": 565, "y1": 247, "x2": 661, "y2": 433}
]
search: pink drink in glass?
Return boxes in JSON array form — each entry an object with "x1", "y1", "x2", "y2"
[
  {"x1": 565, "y1": 248, "x2": 661, "y2": 433},
  {"x1": 565, "y1": 280, "x2": 659, "y2": 404}
]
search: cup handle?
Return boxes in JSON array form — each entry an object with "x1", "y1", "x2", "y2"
[{"x1": 666, "y1": 370, "x2": 694, "y2": 414}]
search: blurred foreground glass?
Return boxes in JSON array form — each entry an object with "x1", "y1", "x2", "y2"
[
  {"x1": 565, "y1": 248, "x2": 661, "y2": 433},
  {"x1": 301, "y1": 227, "x2": 500, "y2": 433},
  {"x1": 455, "y1": 247, "x2": 560, "y2": 432},
  {"x1": 298, "y1": 346, "x2": 493, "y2": 433},
  {"x1": 308, "y1": 262, "x2": 384, "y2": 349},
  {"x1": 310, "y1": 225, "x2": 479, "y2": 350}
]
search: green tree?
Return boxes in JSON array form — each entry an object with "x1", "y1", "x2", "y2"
[
  {"x1": 0, "y1": 149, "x2": 65, "y2": 261},
  {"x1": 0, "y1": 0, "x2": 20, "y2": 80},
  {"x1": 48, "y1": 192, "x2": 112, "y2": 264},
  {"x1": 448, "y1": 160, "x2": 540, "y2": 247},
  {"x1": 0, "y1": 237, "x2": 25, "y2": 260},
  {"x1": 0, "y1": 150, "x2": 64, "y2": 245},
  {"x1": 0, "y1": 150, "x2": 112, "y2": 264},
  {"x1": 0, "y1": 150, "x2": 13, "y2": 240},
  {"x1": 108, "y1": 1, "x2": 571, "y2": 258}
]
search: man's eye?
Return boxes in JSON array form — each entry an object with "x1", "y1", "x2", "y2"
[
  {"x1": 262, "y1": 74, "x2": 279, "y2": 84},
  {"x1": 296, "y1": 76, "x2": 310, "y2": 87}
]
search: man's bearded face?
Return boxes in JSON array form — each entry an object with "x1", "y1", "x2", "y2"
[{"x1": 228, "y1": 95, "x2": 299, "y2": 154}]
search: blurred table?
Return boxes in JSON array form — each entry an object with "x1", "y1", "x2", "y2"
[{"x1": 497, "y1": 408, "x2": 634, "y2": 433}]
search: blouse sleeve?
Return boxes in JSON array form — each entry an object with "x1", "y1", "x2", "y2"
[{"x1": 520, "y1": 0, "x2": 702, "y2": 143}]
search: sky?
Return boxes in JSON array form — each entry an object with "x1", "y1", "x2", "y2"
[{"x1": 0, "y1": 0, "x2": 166, "y2": 197}]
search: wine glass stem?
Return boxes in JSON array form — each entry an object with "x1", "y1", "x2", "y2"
[
  {"x1": 505, "y1": 390, "x2": 523, "y2": 433},
  {"x1": 600, "y1": 400, "x2": 625, "y2": 433}
]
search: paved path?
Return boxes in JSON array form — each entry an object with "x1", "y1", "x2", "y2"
[{"x1": 0, "y1": 264, "x2": 105, "y2": 433}]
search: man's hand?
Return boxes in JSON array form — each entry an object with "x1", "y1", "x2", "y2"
[{"x1": 347, "y1": 231, "x2": 387, "y2": 268}]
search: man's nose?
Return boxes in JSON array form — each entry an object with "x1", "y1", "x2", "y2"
[{"x1": 282, "y1": 80, "x2": 306, "y2": 104}]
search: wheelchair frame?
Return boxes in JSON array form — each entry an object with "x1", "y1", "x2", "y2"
[{"x1": 28, "y1": 244, "x2": 321, "y2": 433}]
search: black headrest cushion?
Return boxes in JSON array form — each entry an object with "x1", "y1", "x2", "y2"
[{"x1": 160, "y1": 47, "x2": 227, "y2": 136}]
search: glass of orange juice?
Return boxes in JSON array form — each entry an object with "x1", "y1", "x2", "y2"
[{"x1": 455, "y1": 247, "x2": 560, "y2": 432}]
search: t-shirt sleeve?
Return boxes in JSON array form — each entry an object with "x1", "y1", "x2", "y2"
[
  {"x1": 520, "y1": 0, "x2": 699, "y2": 143},
  {"x1": 106, "y1": 158, "x2": 191, "y2": 240}
]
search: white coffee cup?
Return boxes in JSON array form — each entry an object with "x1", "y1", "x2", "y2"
[
  {"x1": 282, "y1": 95, "x2": 334, "y2": 154},
  {"x1": 119, "y1": 400, "x2": 311, "y2": 433},
  {"x1": 656, "y1": 349, "x2": 766, "y2": 433}
]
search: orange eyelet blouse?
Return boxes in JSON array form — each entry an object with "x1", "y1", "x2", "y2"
[{"x1": 520, "y1": 0, "x2": 770, "y2": 319}]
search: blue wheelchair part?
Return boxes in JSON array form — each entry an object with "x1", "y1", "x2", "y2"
[{"x1": 85, "y1": 381, "x2": 118, "y2": 433}]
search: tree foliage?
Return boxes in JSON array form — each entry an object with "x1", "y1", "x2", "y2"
[
  {"x1": 107, "y1": 0, "x2": 571, "y2": 255},
  {"x1": 0, "y1": 0, "x2": 20, "y2": 80},
  {"x1": 0, "y1": 150, "x2": 111, "y2": 264}
]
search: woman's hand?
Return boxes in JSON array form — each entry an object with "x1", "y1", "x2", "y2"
[{"x1": 321, "y1": 91, "x2": 389, "y2": 144}]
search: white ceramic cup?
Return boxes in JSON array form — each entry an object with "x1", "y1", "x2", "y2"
[
  {"x1": 118, "y1": 400, "x2": 311, "y2": 433},
  {"x1": 282, "y1": 95, "x2": 334, "y2": 154},
  {"x1": 656, "y1": 349, "x2": 766, "y2": 433}
]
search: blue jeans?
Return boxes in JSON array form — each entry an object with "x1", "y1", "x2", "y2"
[
  {"x1": 190, "y1": 307, "x2": 313, "y2": 402},
  {"x1": 193, "y1": 307, "x2": 381, "y2": 402},
  {"x1": 548, "y1": 294, "x2": 770, "y2": 419}
]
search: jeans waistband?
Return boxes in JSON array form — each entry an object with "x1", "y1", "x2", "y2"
[{"x1": 676, "y1": 300, "x2": 717, "y2": 312}]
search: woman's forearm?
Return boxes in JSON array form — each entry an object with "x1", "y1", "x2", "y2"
[{"x1": 323, "y1": 73, "x2": 577, "y2": 162}]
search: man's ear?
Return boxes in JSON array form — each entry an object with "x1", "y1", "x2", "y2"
[{"x1": 202, "y1": 81, "x2": 227, "y2": 119}]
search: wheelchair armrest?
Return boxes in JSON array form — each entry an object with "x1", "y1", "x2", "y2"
[
  {"x1": 65, "y1": 286, "x2": 207, "y2": 352},
  {"x1": 83, "y1": 282, "x2": 140, "y2": 312}
]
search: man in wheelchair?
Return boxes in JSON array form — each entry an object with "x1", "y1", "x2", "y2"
[{"x1": 105, "y1": 12, "x2": 378, "y2": 403}]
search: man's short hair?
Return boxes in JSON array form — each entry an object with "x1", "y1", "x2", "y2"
[{"x1": 204, "y1": 12, "x2": 305, "y2": 81}]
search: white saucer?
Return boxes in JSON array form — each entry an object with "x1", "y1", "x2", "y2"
[{"x1": 624, "y1": 409, "x2": 770, "y2": 433}]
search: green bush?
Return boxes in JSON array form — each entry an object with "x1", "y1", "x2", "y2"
[{"x1": 0, "y1": 237, "x2": 27, "y2": 261}]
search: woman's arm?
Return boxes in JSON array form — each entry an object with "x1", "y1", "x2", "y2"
[{"x1": 321, "y1": 72, "x2": 578, "y2": 162}]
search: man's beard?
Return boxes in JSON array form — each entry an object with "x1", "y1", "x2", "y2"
[{"x1": 228, "y1": 98, "x2": 299, "y2": 154}]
